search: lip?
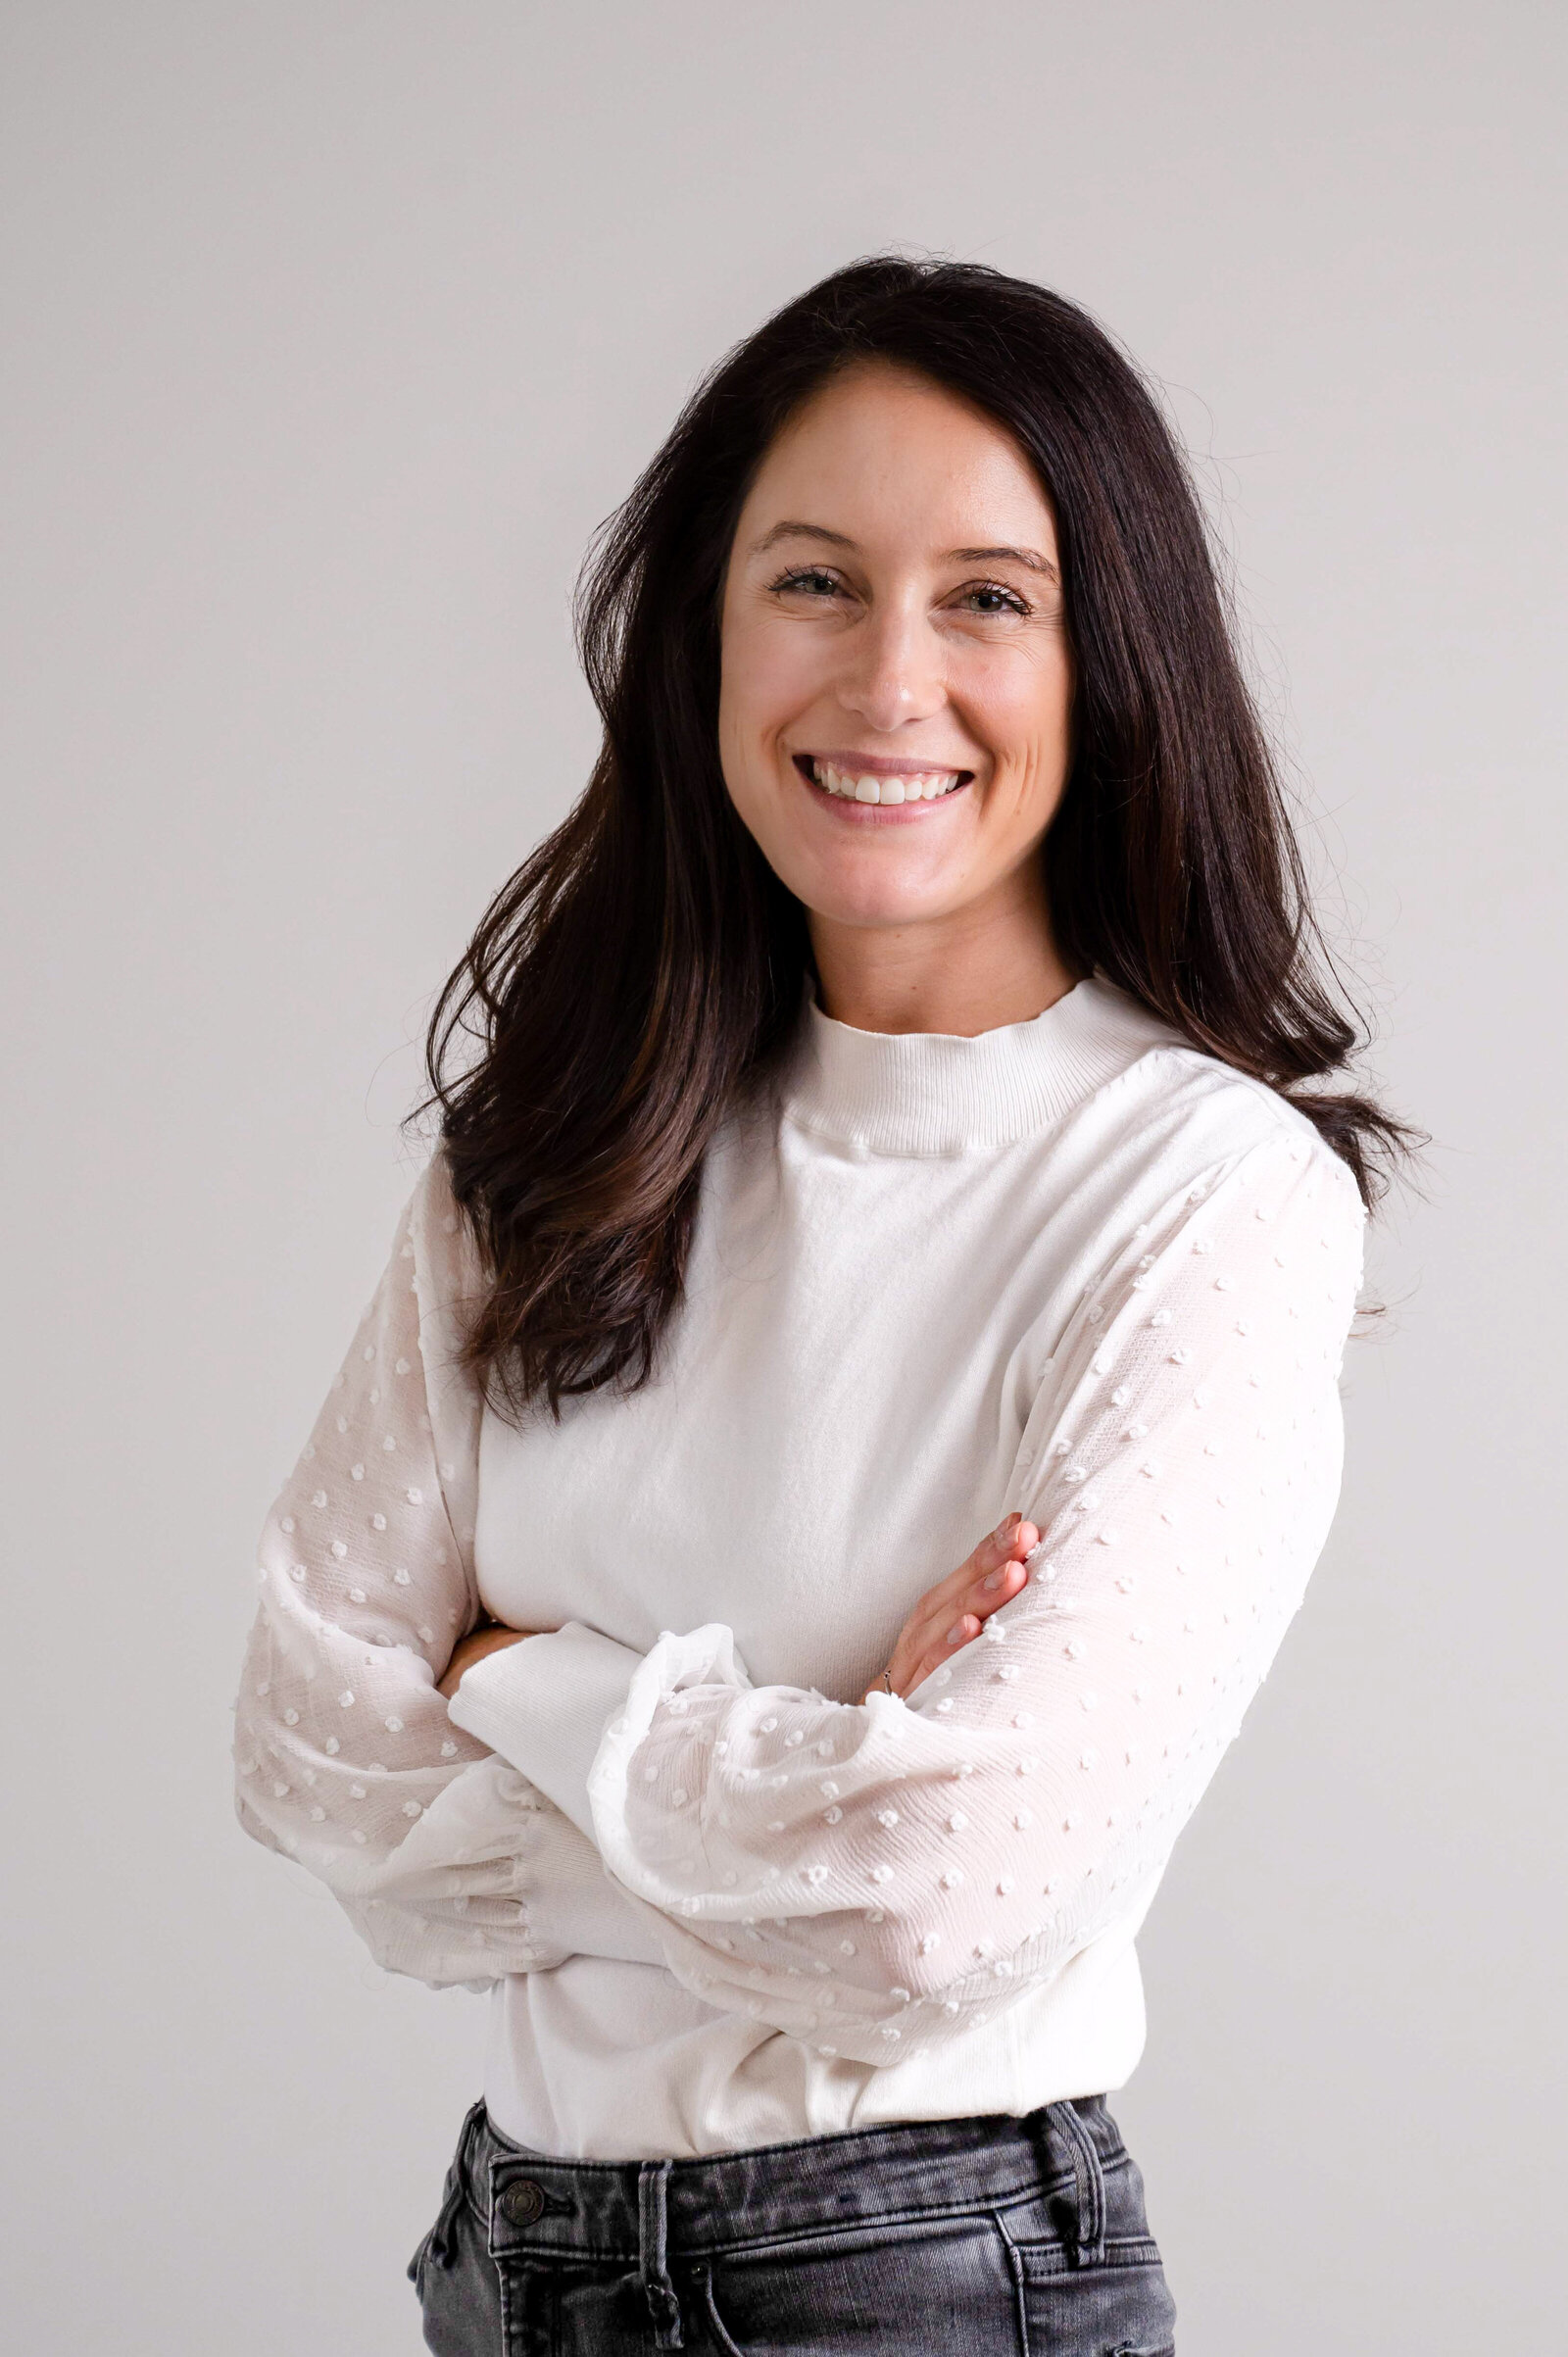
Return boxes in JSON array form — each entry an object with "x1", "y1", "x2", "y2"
[
  {"x1": 791, "y1": 752, "x2": 975, "y2": 822},
  {"x1": 801, "y1": 749, "x2": 975, "y2": 779}
]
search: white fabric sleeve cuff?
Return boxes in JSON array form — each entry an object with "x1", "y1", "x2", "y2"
[
  {"x1": 518, "y1": 1796, "x2": 668, "y2": 1968},
  {"x1": 447, "y1": 1622, "x2": 645, "y2": 1842}
]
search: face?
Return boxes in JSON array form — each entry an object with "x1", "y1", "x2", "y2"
[{"x1": 717, "y1": 363, "x2": 1073, "y2": 946}]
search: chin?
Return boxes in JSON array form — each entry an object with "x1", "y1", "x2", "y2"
[{"x1": 800, "y1": 872, "x2": 960, "y2": 931}]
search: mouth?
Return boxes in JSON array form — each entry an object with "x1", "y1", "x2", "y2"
[{"x1": 793, "y1": 754, "x2": 974, "y2": 808}]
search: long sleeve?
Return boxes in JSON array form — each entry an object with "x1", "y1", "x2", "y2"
[
  {"x1": 232, "y1": 1155, "x2": 664, "y2": 1985},
  {"x1": 457, "y1": 1122, "x2": 1363, "y2": 2061}
]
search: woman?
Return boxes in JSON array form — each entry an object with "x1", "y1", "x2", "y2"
[{"x1": 235, "y1": 257, "x2": 1411, "y2": 2354}]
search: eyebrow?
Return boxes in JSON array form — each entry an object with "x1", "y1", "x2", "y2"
[
  {"x1": 751, "y1": 521, "x2": 1057, "y2": 581},
  {"x1": 950, "y1": 544, "x2": 1057, "y2": 580},
  {"x1": 752, "y1": 522, "x2": 857, "y2": 556}
]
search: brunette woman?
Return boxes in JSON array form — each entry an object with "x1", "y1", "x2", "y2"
[{"x1": 236, "y1": 256, "x2": 1411, "y2": 2355}]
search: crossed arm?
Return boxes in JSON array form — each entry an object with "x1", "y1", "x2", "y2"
[
  {"x1": 442, "y1": 1123, "x2": 1364, "y2": 2063},
  {"x1": 237, "y1": 1130, "x2": 1361, "y2": 2041},
  {"x1": 233, "y1": 1156, "x2": 1040, "y2": 1989},
  {"x1": 435, "y1": 1514, "x2": 1040, "y2": 1704}
]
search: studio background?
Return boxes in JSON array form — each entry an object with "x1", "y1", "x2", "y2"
[{"x1": 4, "y1": 6, "x2": 1561, "y2": 2351}]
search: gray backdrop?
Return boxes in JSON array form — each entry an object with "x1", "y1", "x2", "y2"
[{"x1": 4, "y1": 5, "x2": 1562, "y2": 2350}]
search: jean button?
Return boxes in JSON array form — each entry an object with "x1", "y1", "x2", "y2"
[{"x1": 498, "y1": 2179, "x2": 546, "y2": 2227}]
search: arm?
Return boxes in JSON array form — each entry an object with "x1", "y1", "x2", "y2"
[
  {"x1": 232, "y1": 1155, "x2": 664, "y2": 1984},
  {"x1": 442, "y1": 1514, "x2": 1041, "y2": 1706},
  {"x1": 452, "y1": 1125, "x2": 1364, "y2": 2057}
]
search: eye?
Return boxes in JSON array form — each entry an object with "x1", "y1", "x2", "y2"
[
  {"x1": 768, "y1": 566, "x2": 845, "y2": 600},
  {"x1": 951, "y1": 580, "x2": 1031, "y2": 617}
]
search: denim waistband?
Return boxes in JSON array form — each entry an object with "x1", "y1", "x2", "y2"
[{"x1": 453, "y1": 2095, "x2": 1122, "y2": 2264}]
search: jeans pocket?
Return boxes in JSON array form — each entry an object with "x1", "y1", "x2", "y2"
[
  {"x1": 704, "y1": 2216, "x2": 1024, "y2": 2356},
  {"x1": 410, "y1": 2152, "x2": 467, "y2": 2289},
  {"x1": 411, "y1": 2185, "x2": 511, "y2": 2357},
  {"x1": 1011, "y1": 2239, "x2": 1176, "y2": 2357}
]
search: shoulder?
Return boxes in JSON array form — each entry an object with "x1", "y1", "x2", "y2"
[
  {"x1": 400, "y1": 1147, "x2": 492, "y2": 1311},
  {"x1": 1056, "y1": 982, "x2": 1366, "y2": 1237}
]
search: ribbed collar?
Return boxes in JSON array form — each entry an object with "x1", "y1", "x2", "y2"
[{"x1": 779, "y1": 974, "x2": 1180, "y2": 1155}]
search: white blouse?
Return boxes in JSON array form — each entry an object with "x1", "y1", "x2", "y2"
[{"x1": 235, "y1": 977, "x2": 1365, "y2": 2158}]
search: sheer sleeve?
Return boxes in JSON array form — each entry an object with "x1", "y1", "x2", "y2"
[
  {"x1": 232, "y1": 1155, "x2": 663, "y2": 1985},
  {"x1": 509, "y1": 1124, "x2": 1363, "y2": 2062}
]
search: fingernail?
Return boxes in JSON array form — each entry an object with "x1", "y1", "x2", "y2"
[
  {"x1": 983, "y1": 1570, "x2": 1004, "y2": 1592},
  {"x1": 997, "y1": 1513, "x2": 1021, "y2": 1540},
  {"x1": 946, "y1": 1621, "x2": 969, "y2": 1645}
]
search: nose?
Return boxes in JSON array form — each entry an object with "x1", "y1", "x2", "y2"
[{"x1": 836, "y1": 597, "x2": 945, "y2": 734}]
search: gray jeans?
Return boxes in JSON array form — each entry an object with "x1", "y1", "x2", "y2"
[{"x1": 409, "y1": 2095, "x2": 1176, "y2": 2354}]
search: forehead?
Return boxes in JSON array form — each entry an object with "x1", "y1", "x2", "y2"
[{"x1": 738, "y1": 362, "x2": 1055, "y2": 555}]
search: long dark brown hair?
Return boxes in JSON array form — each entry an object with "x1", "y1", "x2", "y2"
[{"x1": 421, "y1": 256, "x2": 1417, "y2": 1419}]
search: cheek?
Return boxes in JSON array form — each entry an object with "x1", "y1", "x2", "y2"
[
  {"x1": 721, "y1": 610, "x2": 830, "y2": 745},
  {"x1": 969, "y1": 646, "x2": 1072, "y2": 776},
  {"x1": 718, "y1": 621, "x2": 808, "y2": 844}
]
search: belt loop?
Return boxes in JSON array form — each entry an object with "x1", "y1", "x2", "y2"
[
  {"x1": 1047, "y1": 2099, "x2": 1106, "y2": 2269},
  {"x1": 637, "y1": 2160, "x2": 684, "y2": 2348},
  {"x1": 458, "y1": 2095, "x2": 489, "y2": 2170}
]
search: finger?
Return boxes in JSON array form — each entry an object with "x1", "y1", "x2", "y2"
[
  {"x1": 967, "y1": 1555, "x2": 1026, "y2": 1616},
  {"x1": 965, "y1": 1513, "x2": 1036, "y2": 1586},
  {"x1": 906, "y1": 1522, "x2": 1041, "y2": 1689},
  {"x1": 994, "y1": 1513, "x2": 1038, "y2": 1562},
  {"x1": 906, "y1": 1520, "x2": 1037, "y2": 1663},
  {"x1": 890, "y1": 1516, "x2": 1044, "y2": 1696},
  {"x1": 929, "y1": 1519, "x2": 1035, "y2": 1630},
  {"x1": 969, "y1": 1523, "x2": 1038, "y2": 1608},
  {"x1": 906, "y1": 1609, "x2": 984, "y2": 1693},
  {"x1": 929, "y1": 1515, "x2": 1025, "y2": 1615},
  {"x1": 973, "y1": 1511, "x2": 1025, "y2": 1569}
]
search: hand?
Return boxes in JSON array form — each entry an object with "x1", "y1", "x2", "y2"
[
  {"x1": 436, "y1": 1621, "x2": 542, "y2": 1700},
  {"x1": 866, "y1": 1513, "x2": 1040, "y2": 1702}
]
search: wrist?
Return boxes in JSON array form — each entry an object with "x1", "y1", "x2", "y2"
[{"x1": 438, "y1": 1623, "x2": 532, "y2": 1700}]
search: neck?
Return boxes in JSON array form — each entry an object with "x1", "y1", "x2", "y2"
[{"x1": 808, "y1": 876, "x2": 1078, "y2": 1038}]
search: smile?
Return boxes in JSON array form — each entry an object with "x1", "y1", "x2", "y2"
[{"x1": 796, "y1": 756, "x2": 971, "y2": 807}]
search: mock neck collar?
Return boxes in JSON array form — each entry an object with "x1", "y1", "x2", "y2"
[{"x1": 778, "y1": 975, "x2": 1181, "y2": 1156}]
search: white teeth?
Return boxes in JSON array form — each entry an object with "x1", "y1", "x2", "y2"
[{"x1": 810, "y1": 760, "x2": 963, "y2": 803}]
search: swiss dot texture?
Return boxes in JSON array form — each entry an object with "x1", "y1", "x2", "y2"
[
  {"x1": 569, "y1": 1130, "x2": 1364, "y2": 2065},
  {"x1": 231, "y1": 1165, "x2": 663, "y2": 1983},
  {"x1": 235, "y1": 994, "x2": 1364, "y2": 2115}
]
